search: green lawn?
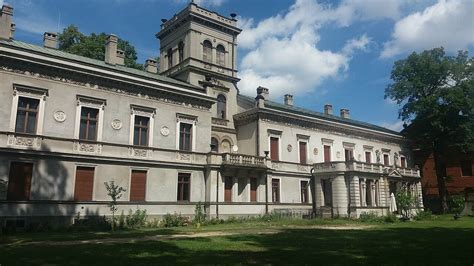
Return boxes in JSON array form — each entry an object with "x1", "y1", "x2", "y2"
[{"x1": 1, "y1": 215, "x2": 473, "y2": 265}]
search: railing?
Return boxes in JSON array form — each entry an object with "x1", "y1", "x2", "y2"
[
  {"x1": 221, "y1": 153, "x2": 267, "y2": 168},
  {"x1": 211, "y1": 117, "x2": 228, "y2": 126},
  {"x1": 312, "y1": 161, "x2": 420, "y2": 177}
]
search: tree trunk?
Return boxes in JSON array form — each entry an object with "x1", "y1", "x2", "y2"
[{"x1": 433, "y1": 145, "x2": 449, "y2": 213}]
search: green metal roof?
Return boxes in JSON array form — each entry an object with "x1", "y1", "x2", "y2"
[
  {"x1": 238, "y1": 94, "x2": 402, "y2": 136},
  {"x1": 0, "y1": 39, "x2": 203, "y2": 91}
]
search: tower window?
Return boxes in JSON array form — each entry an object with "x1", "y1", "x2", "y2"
[
  {"x1": 211, "y1": 137, "x2": 219, "y2": 152},
  {"x1": 167, "y1": 48, "x2": 173, "y2": 69},
  {"x1": 216, "y1": 94, "x2": 226, "y2": 119},
  {"x1": 203, "y1": 40, "x2": 212, "y2": 63},
  {"x1": 216, "y1": 44, "x2": 225, "y2": 66},
  {"x1": 178, "y1": 41, "x2": 184, "y2": 63}
]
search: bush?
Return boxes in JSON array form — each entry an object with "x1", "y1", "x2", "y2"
[
  {"x1": 449, "y1": 195, "x2": 465, "y2": 215},
  {"x1": 125, "y1": 209, "x2": 147, "y2": 229},
  {"x1": 161, "y1": 213, "x2": 190, "y2": 227},
  {"x1": 384, "y1": 213, "x2": 398, "y2": 223},
  {"x1": 193, "y1": 202, "x2": 206, "y2": 226},
  {"x1": 71, "y1": 216, "x2": 111, "y2": 231},
  {"x1": 395, "y1": 188, "x2": 416, "y2": 220},
  {"x1": 414, "y1": 209, "x2": 434, "y2": 221},
  {"x1": 358, "y1": 212, "x2": 384, "y2": 223}
]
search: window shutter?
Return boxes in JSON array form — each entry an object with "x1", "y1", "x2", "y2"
[
  {"x1": 299, "y1": 142, "x2": 307, "y2": 164},
  {"x1": 324, "y1": 145, "x2": 331, "y2": 162},
  {"x1": 74, "y1": 167, "x2": 94, "y2": 201},
  {"x1": 224, "y1": 176, "x2": 233, "y2": 202},
  {"x1": 130, "y1": 170, "x2": 147, "y2": 201},
  {"x1": 7, "y1": 162, "x2": 33, "y2": 201},
  {"x1": 270, "y1": 137, "x2": 279, "y2": 161}
]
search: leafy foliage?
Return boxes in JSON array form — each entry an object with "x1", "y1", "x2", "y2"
[
  {"x1": 58, "y1": 25, "x2": 143, "y2": 70},
  {"x1": 104, "y1": 181, "x2": 126, "y2": 231},
  {"x1": 449, "y1": 195, "x2": 465, "y2": 215},
  {"x1": 161, "y1": 213, "x2": 191, "y2": 227},
  {"x1": 385, "y1": 47, "x2": 474, "y2": 212},
  {"x1": 395, "y1": 188, "x2": 416, "y2": 220},
  {"x1": 193, "y1": 202, "x2": 206, "y2": 226}
]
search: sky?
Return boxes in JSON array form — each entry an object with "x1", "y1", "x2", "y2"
[{"x1": 3, "y1": 0, "x2": 474, "y2": 131}]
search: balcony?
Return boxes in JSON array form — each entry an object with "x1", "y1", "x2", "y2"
[
  {"x1": 211, "y1": 117, "x2": 228, "y2": 126},
  {"x1": 221, "y1": 153, "x2": 268, "y2": 168},
  {"x1": 312, "y1": 161, "x2": 420, "y2": 178}
]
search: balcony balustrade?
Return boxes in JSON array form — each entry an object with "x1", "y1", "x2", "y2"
[
  {"x1": 312, "y1": 161, "x2": 420, "y2": 178},
  {"x1": 221, "y1": 153, "x2": 267, "y2": 168}
]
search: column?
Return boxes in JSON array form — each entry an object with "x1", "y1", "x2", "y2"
[
  {"x1": 332, "y1": 175, "x2": 348, "y2": 217},
  {"x1": 314, "y1": 177, "x2": 323, "y2": 207},
  {"x1": 349, "y1": 175, "x2": 360, "y2": 207},
  {"x1": 360, "y1": 178, "x2": 367, "y2": 207},
  {"x1": 416, "y1": 181, "x2": 424, "y2": 207}
]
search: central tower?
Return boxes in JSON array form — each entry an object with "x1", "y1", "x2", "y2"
[{"x1": 157, "y1": 2, "x2": 242, "y2": 153}]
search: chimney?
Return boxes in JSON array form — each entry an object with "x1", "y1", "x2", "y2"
[
  {"x1": 144, "y1": 58, "x2": 158, "y2": 73},
  {"x1": 324, "y1": 104, "x2": 333, "y2": 115},
  {"x1": 340, "y1": 108, "x2": 350, "y2": 118},
  {"x1": 256, "y1": 86, "x2": 269, "y2": 100},
  {"x1": 0, "y1": 5, "x2": 14, "y2": 40},
  {"x1": 105, "y1": 34, "x2": 125, "y2": 65},
  {"x1": 284, "y1": 94, "x2": 293, "y2": 106},
  {"x1": 43, "y1": 32, "x2": 58, "y2": 49}
]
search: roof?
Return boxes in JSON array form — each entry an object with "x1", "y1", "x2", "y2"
[
  {"x1": 0, "y1": 39, "x2": 203, "y2": 91},
  {"x1": 237, "y1": 94, "x2": 402, "y2": 136}
]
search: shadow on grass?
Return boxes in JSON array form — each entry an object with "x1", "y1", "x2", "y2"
[{"x1": 2, "y1": 227, "x2": 474, "y2": 265}]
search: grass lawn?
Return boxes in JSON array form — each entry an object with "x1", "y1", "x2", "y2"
[{"x1": 1, "y1": 215, "x2": 473, "y2": 265}]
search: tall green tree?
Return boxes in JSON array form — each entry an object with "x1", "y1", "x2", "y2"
[
  {"x1": 58, "y1": 25, "x2": 143, "y2": 70},
  {"x1": 385, "y1": 47, "x2": 474, "y2": 213}
]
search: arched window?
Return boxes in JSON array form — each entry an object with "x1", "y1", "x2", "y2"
[
  {"x1": 211, "y1": 137, "x2": 219, "y2": 153},
  {"x1": 216, "y1": 45, "x2": 225, "y2": 66},
  {"x1": 178, "y1": 41, "x2": 184, "y2": 63},
  {"x1": 217, "y1": 94, "x2": 226, "y2": 119},
  {"x1": 167, "y1": 48, "x2": 173, "y2": 69},
  {"x1": 203, "y1": 40, "x2": 212, "y2": 63}
]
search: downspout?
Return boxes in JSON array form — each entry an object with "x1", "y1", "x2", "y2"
[
  {"x1": 310, "y1": 168, "x2": 317, "y2": 217},
  {"x1": 216, "y1": 169, "x2": 220, "y2": 218},
  {"x1": 265, "y1": 170, "x2": 269, "y2": 214}
]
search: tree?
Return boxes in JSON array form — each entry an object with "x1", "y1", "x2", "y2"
[
  {"x1": 58, "y1": 25, "x2": 143, "y2": 70},
  {"x1": 104, "y1": 181, "x2": 126, "y2": 231},
  {"x1": 385, "y1": 48, "x2": 474, "y2": 213},
  {"x1": 395, "y1": 188, "x2": 415, "y2": 220}
]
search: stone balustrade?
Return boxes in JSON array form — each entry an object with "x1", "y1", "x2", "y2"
[
  {"x1": 312, "y1": 161, "x2": 420, "y2": 177},
  {"x1": 221, "y1": 153, "x2": 267, "y2": 168}
]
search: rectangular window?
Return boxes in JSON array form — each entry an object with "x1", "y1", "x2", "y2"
[
  {"x1": 15, "y1": 97, "x2": 39, "y2": 134},
  {"x1": 224, "y1": 176, "x2": 233, "y2": 202},
  {"x1": 79, "y1": 107, "x2": 99, "y2": 141},
  {"x1": 270, "y1": 137, "x2": 279, "y2": 161},
  {"x1": 300, "y1": 180, "x2": 309, "y2": 204},
  {"x1": 130, "y1": 170, "x2": 147, "y2": 202},
  {"x1": 461, "y1": 160, "x2": 472, "y2": 176},
  {"x1": 7, "y1": 162, "x2": 33, "y2": 201},
  {"x1": 272, "y1": 178, "x2": 280, "y2": 203},
  {"x1": 74, "y1": 166, "x2": 94, "y2": 201},
  {"x1": 299, "y1": 141, "x2": 307, "y2": 164},
  {"x1": 250, "y1": 177, "x2": 258, "y2": 202},
  {"x1": 324, "y1": 145, "x2": 331, "y2": 163},
  {"x1": 344, "y1": 149, "x2": 354, "y2": 162},
  {"x1": 322, "y1": 179, "x2": 332, "y2": 207},
  {"x1": 400, "y1": 157, "x2": 407, "y2": 168},
  {"x1": 365, "y1": 151, "x2": 372, "y2": 164},
  {"x1": 383, "y1": 154, "x2": 390, "y2": 166},
  {"x1": 133, "y1": 116, "x2": 149, "y2": 146},
  {"x1": 179, "y1": 123, "x2": 193, "y2": 151},
  {"x1": 177, "y1": 173, "x2": 190, "y2": 201}
]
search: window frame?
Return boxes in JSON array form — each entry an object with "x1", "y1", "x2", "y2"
[
  {"x1": 9, "y1": 85, "x2": 47, "y2": 135},
  {"x1": 297, "y1": 135, "x2": 310, "y2": 165},
  {"x1": 167, "y1": 48, "x2": 173, "y2": 69},
  {"x1": 129, "y1": 169, "x2": 148, "y2": 202},
  {"x1": 300, "y1": 180, "x2": 309, "y2": 204},
  {"x1": 176, "y1": 114, "x2": 197, "y2": 152},
  {"x1": 74, "y1": 96, "x2": 105, "y2": 142},
  {"x1": 178, "y1": 41, "x2": 184, "y2": 63},
  {"x1": 460, "y1": 159, "x2": 472, "y2": 177},
  {"x1": 129, "y1": 105, "x2": 155, "y2": 147},
  {"x1": 216, "y1": 44, "x2": 225, "y2": 66},
  {"x1": 73, "y1": 165, "x2": 96, "y2": 202},
  {"x1": 202, "y1": 40, "x2": 213, "y2": 63},
  {"x1": 268, "y1": 130, "x2": 282, "y2": 161},
  {"x1": 271, "y1": 178, "x2": 280, "y2": 203},
  {"x1": 321, "y1": 138, "x2": 334, "y2": 163},
  {"x1": 216, "y1": 94, "x2": 227, "y2": 119},
  {"x1": 177, "y1": 173, "x2": 191, "y2": 201}
]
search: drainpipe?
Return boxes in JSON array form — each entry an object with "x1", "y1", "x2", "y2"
[
  {"x1": 216, "y1": 169, "x2": 221, "y2": 218},
  {"x1": 310, "y1": 168, "x2": 317, "y2": 217}
]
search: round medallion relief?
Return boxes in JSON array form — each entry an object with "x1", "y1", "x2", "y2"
[
  {"x1": 111, "y1": 119, "x2": 122, "y2": 130},
  {"x1": 287, "y1": 144, "x2": 292, "y2": 152},
  {"x1": 53, "y1": 110, "x2": 66, "y2": 122},
  {"x1": 313, "y1": 148, "x2": 318, "y2": 155},
  {"x1": 336, "y1": 151, "x2": 341, "y2": 159},
  {"x1": 160, "y1": 126, "x2": 170, "y2": 136}
]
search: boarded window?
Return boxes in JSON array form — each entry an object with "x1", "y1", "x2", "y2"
[
  {"x1": 324, "y1": 145, "x2": 331, "y2": 163},
  {"x1": 74, "y1": 167, "x2": 94, "y2": 201},
  {"x1": 179, "y1": 123, "x2": 193, "y2": 151},
  {"x1": 301, "y1": 180, "x2": 309, "y2": 203},
  {"x1": 7, "y1": 162, "x2": 33, "y2": 201},
  {"x1": 299, "y1": 142, "x2": 307, "y2": 164},
  {"x1": 224, "y1": 176, "x2": 232, "y2": 202},
  {"x1": 383, "y1": 154, "x2": 390, "y2": 166},
  {"x1": 461, "y1": 160, "x2": 472, "y2": 176},
  {"x1": 15, "y1": 97, "x2": 39, "y2": 134},
  {"x1": 365, "y1": 151, "x2": 372, "y2": 164},
  {"x1": 130, "y1": 170, "x2": 147, "y2": 201},
  {"x1": 272, "y1": 179, "x2": 280, "y2": 203},
  {"x1": 270, "y1": 137, "x2": 279, "y2": 161},
  {"x1": 177, "y1": 173, "x2": 190, "y2": 201},
  {"x1": 344, "y1": 149, "x2": 354, "y2": 162},
  {"x1": 203, "y1": 40, "x2": 212, "y2": 63},
  {"x1": 250, "y1": 177, "x2": 258, "y2": 202},
  {"x1": 133, "y1": 116, "x2": 149, "y2": 146},
  {"x1": 79, "y1": 107, "x2": 99, "y2": 141}
]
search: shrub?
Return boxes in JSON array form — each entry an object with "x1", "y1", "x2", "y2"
[
  {"x1": 414, "y1": 209, "x2": 434, "y2": 221},
  {"x1": 384, "y1": 213, "x2": 398, "y2": 223},
  {"x1": 449, "y1": 195, "x2": 465, "y2": 215},
  {"x1": 193, "y1": 202, "x2": 206, "y2": 226},
  {"x1": 161, "y1": 213, "x2": 190, "y2": 227},
  {"x1": 71, "y1": 216, "x2": 111, "y2": 231},
  {"x1": 358, "y1": 212, "x2": 384, "y2": 223},
  {"x1": 395, "y1": 188, "x2": 415, "y2": 220},
  {"x1": 125, "y1": 209, "x2": 147, "y2": 229}
]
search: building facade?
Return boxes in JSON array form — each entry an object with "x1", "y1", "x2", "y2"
[{"x1": 0, "y1": 3, "x2": 422, "y2": 225}]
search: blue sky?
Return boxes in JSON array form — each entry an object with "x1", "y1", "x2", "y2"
[{"x1": 4, "y1": 0, "x2": 474, "y2": 131}]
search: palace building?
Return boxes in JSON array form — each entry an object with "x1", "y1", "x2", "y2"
[{"x1": 0, "y1": 3, "x2": 423, "y2": 225}]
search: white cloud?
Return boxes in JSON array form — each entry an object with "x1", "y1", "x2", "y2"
[
  {"x1": 380, "y1": 120, "x2": 404, "y2": 131},
  {"x1": 193, "y1": 0, "x2": 225, "y2": 7},
  {"x1": 237, "y1": 0, "x2": 374, "y2": 99},
  {"x1": 8, "y1": 0, "x2": 62, "y2": 35},
  {"x1": 333, "y1": 0, "x2": 402, "y2": 27},
  {"x1": 381, "y1": 0, "x2": 474, "y2": 58}
]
